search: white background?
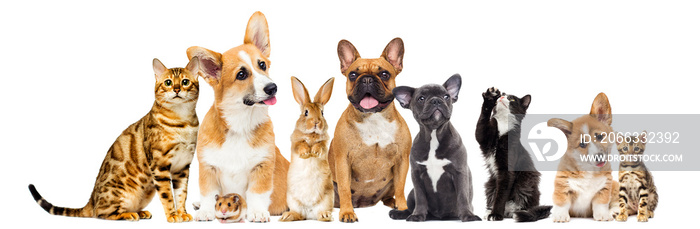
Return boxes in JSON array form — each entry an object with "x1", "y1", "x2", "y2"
[{"x1": 2, "y1": 1, "x2": 698, "y2": 229}]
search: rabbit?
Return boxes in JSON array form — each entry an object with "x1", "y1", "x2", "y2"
[{"x1": 280, "y1": 77, "x2": 335, "y2": 222}]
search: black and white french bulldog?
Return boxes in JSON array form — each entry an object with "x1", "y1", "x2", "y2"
[{"x1": 388, "y1": 74, "x2": 481, "y2": 222}]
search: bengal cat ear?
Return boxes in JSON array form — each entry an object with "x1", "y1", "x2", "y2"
[
  {"x1": 152, "y1": 58, "x2": 167, "y2": 79},
  {"x1": 187, "y1": 46, "x2": 222, "y2": 86}
]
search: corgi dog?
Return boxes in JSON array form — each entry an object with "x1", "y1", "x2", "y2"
[
  {"x1": 187, "y1": 11, "x2": 289, "y2": 223},
  {"x1": 547, "y1": 93, "x2": 620, "y2": 222}
]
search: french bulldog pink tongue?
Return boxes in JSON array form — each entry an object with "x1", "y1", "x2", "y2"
[
  {"x1": 360, "y1": 96, "x2": 379, "y2": 109},
  {"x1": 263, "y1": 96, "x2": 277, "y2": 105}
]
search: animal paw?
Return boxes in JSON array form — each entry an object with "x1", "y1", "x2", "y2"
[
  {"x1": 389, "y1": 209, "x2": 411, "y2": 220},
  {"x1": 118, "y1": 212, "x2": 140, "y2": 221},
  {"x1": 551, "y1": 210, "x2": 570, "y2": 223},
  {"x1": 194, "y1": 209, "x2": 216, "y2": 221},
  {"x1": 166, "y1": 213, "x2": 183, "y2": 223},
  {"x1": 406, "y1": 213, "x2": 426, "y2": 222},
  {"x1": 179, "y1": 211, "x2": 192, "y2": 222},
  {"x1": 279, "y1": 211, "x2": 301, "y2": 222},
  {"x1": 637, "y1": 214, "x2": 649, "y2": 222},
  {"x1": 615, "y1": 212, "x2": 628, "y2": 222},
  {"x1": 487, "y1": 213, "x2": 504, "y2": 221},
  {"x1": 318, "y1": 211, "x2": 333, "y2": 222},
  {"x1": 339, "y1": 210, "x2": 358, "y2": 223},
  {"x1": 593, "y1": 210, "x2": 613, "y2": 221},
  {"x1": 460, "y1": 214, "x2": 482, "y2": 222},
  {"x1": 138, "y1": 211, "x2": 152, "y2": 219},
  {"x1": 382, "y1": 197, "x2": 396, "y2": 209},
  {"x1": 310, "y1": 144, "x2": 324, "y2": 157},
  {"x1": 246, "y1": 209, "x2": 270, "y2": 223},
  {"x1": 482, "y1": 87, "x2": 502, "y2": 101}
]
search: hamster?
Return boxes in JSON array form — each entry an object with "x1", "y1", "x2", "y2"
[{"x1": 214, "y1": 193, "x2": 246, "y2": 223}]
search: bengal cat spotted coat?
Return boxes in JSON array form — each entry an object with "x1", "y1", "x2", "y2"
[
  {"x1": 28, "y1": 57, "x2": 200, "y2": 223},
  {"x1": 615, "y1": 132, "x2": 658, "y2": 222}
]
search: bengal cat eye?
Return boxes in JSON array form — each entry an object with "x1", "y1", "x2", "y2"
[
  {"x1": 634, "y1": 147, "x2": 640, "y2": 151},
  {"x1": 623, "y1": 146, "x2": 629, "y2": 151},
  {"x1": 258, "y1": 60, "x2": 267, "y2": 71},
  {"x1": 164, "y1": 79, "x2": 173, "y2": 86},
  {"x1": 182, "y1": 79, "x2": 190, "y2": 86}
]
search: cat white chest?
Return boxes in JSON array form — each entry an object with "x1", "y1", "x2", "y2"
[
  {"x1": 417, "y1": 130, "x2": 451, "y2": 193},
  {"x1": 492, "y1": 111, "x2": 514, "y2": 136},
  {"x1": 568, "y1": 173, "x2": 608, "y2": 215},
  {"x1": 354, "y1": 113, "x2": 397, "y2": 148}
]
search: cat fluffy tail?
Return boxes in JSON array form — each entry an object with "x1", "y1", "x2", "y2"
[
  {"x1": 28, "y1": 184, "x2": 90, "y2": 218},
  {"x1": 513, "y1": 205, "x2": 553, "y2": 222}
]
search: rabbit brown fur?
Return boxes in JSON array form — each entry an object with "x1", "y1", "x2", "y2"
[{"x1": 280, "y1": 77, "x2": 335, "y2": 222}]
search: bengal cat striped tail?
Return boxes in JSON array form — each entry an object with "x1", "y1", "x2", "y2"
[{"x1": 28, "y1": 184, "x2": 88, "y2": 217}]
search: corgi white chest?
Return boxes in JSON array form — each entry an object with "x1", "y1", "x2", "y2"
[
  {"x1": 354, "y1": 113, "x2": 398, "y2": 148},
  {"x1": 417, "y1": 130, "x2": 451, "y2": 193},
  {"x1": 200, "y1": 131, "x2": 271, "y2": 194},
  {"x1": 568, "y1": 173, "x2": 608, "y2": 215}
]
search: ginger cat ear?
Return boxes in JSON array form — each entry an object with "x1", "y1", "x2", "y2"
[
  {"x1": 314, "y1": 77, "x2": 335, "y2": 106},
  {"x1": 187, "y1": 46, "x2": 222, "y2": 86},
  {"x1": 381, "y1": 37, "x2": 404, "y2": 73},
  {"x1": 589, "y1": 92, "x2": 612, "y2": 125},
  {"x1": 244, "y1": 11, "x2": 270, "y2": 57},
  {"x1": 152, "y1": 58, "x2": 167, "y2": 79},
  {"x1": 338, "y1": 40, "x2": 360, "y2": 74},
  {"x1": 291, "y1": 76, "x2": 311, "y2": 106}
]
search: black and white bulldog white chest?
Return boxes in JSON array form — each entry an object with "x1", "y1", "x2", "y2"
[{"x1": 416, "y1": 130, "x2": 452, "y2": 193}]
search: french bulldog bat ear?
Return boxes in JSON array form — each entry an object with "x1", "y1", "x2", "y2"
[
  {"x1": 442, "y1": 74, "x2": 462, "y2": 103},
  {"x1": 152, "y1": 58, "x2": 167, "y2": 79},
  {"x1": 291, "y1": 76, "x2": 311, "y2": 106},
  {"x1": 244, "y1": 11, "x2": 270, "y2": 57},
  {"x1": 185, "y1": 56, "x2": 199, "y2": 74},
  {"x1": 381, "y1": 37, "x2": 404, "y2": 73},
  {"x1": 589, "y1": 92, "x2": 612, "y2": 125},
  {"x1": 338, "y1": 40, "x2": 360, "y2": 74},
  {"x1": 392, "y1": 86, "x2": 415, "y2": 109},
  {"x1": 521, "y1": 94, "x2": 532, "y2": 109},
  {"x1": 187, "y1": 46, "x2": 222, "y2": 86},
  {"x1": 548, "y1": 118, "x2": 573, "y2": 137},
  {"x1": 314, "y1": 77, "x2": 335, "y2": 106}
]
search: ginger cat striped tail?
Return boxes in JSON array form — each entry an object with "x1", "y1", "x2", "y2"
[{"x1": 28, "y1": 57, "x2": 200, "y2": 222}]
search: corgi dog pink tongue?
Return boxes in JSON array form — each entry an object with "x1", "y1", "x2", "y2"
[
  {"x1": 360, "y1": 95, "x2": 379, "y2": 109},
  {"x1": 263, "y1": 96, "x2": 277, "y2": 105}
]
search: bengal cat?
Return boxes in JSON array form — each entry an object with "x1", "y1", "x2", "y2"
[
  {"x1": 28, "y1": 57, "x2": 200, "y2": 223},
  {"x1": 615, "y1": 132, "x2": 658, "y2": 222}
]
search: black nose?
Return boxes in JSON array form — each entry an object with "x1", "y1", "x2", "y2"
[
  {"x1": 431, "y1": 98, "x2": 442, "y2": 105},
  {"x1": 263, "y1": 83, "x2": 277, "y2": 95},
  {"x1": 361, "y1": 75, "x2": 374, "y2": 85}
]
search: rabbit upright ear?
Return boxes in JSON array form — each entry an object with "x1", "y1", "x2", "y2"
[
  {"x1": 314, "y1": 77, "x2": 335, "y2": 106},
  {"x1": 291, "y1": 76, "x2": 311, "y2": 105}
]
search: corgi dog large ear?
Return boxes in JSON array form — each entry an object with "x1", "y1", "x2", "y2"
[
  {"x1": 589, "y1": 92, "x2": 612, "y2": 125},
  {"x1": 244, "y1": 11, "x2": 270, "y2": 57},
  {"x1": 186, "y1": 46, "x2": 222, "y2": 86},
  {"x1": 548, "y1": 118, "x2": 573, "y2": 137}
]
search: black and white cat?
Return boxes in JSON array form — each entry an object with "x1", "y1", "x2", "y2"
[{"x1": 475, "y1": 87, "x2": 552, "y2": 222}]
